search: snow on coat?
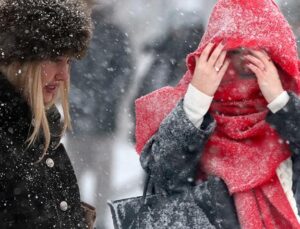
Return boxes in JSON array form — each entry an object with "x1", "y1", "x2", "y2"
[{"x1": 135, "y1": 0, "x2": 300, "y2": 228}]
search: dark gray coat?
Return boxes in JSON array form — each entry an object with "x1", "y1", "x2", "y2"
[
  {"x1": 140, "y1": 93, "x2": 300, "y2": 228},
  {"x1": 0, "y1": 74, "x2": 88, "y2": 228},
  {"x1": 70, "y1": 8, "x2": 132, "y2": 137}
]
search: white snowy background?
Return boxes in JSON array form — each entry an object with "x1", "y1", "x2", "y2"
[{"x1": 64, "y1": 0, "x2": 299, "y2": 228}]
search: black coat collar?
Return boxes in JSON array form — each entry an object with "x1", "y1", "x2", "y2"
[{"x1": 0, "y1": 73, "x2": 62, "y2": 162}]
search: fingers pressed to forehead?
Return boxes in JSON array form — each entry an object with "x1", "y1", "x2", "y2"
[
  {"x1": 261, "y1": 49, "x2": 270, "y2": 57},
  {"x1": 249, "y1": 49, "x2": 270, "y2": 66},
  {"x1": 218, "y1": 58, "x2": 230, "y2": 77},
  {"x1": 245, "y1": 55, "x2": 265, "y2": 71},
  {"x1": 215, "y1": 51, "x2": 227, "y2": 69},
  {"x1": 247, "y1": 63, "x2": 263, "y2": 79},
  {"x1": 207, "y1": 42, "x2": 225, "y2": 66},
  {"x1": 199, "y1": 42, "x2": 215, "y2": 63}
]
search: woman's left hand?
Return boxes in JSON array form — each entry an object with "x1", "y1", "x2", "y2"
[{"x1": 245, "y1": 50, "x2": 284, "y2": 103}]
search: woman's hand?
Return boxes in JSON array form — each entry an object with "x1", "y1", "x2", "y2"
[
  {"x1": 191, "y1": 42, "x2": 230, "y2": 96},
  {"x1": 245, "y1": 50, "x2": 284, "y2": 103}
]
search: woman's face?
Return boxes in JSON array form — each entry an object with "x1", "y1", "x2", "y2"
[
  {"x1": 41, "y1": 56, "x2": 70, "y2": 104},
  {"x1": 228, "y1": 48, "x2": 256, "y2": 78}
]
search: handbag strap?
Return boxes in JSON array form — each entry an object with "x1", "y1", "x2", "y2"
[
  {"x1": 142, "y1": 172, "x2": 152, "y2": 204},
  {"x1": 142, "y1": 144, "x2": 157, "y2": 203}
]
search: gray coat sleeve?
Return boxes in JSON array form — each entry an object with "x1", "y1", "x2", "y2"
[
  {"x1": 265, "y1": 92, "x2": 300, "y2": 199},
  {"x1": 266, "y1": 92, "x2": 300, "y2": 152},
  {"x1": 140, "y1": 99, "x2": 216, "y2": 193}
]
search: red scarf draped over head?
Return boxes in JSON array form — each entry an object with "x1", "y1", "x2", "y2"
[{"x1": 135, "y1": 0, "x2": 300, "y2": 228}]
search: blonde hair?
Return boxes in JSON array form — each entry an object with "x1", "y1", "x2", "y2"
[{"x1": 0, "y1": 61, "x2": 72, "y2": 162}]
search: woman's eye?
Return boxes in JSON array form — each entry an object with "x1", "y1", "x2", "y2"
[
  {"x1": 52, "y1": 58, "x2": 62, "y2": 63},
  {"x1": 228, "y1": 50, "x2": 240, "y2": 55}
]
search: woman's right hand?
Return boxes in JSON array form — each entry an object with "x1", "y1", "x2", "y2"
[{"x1": 191, "y1": 42, "x2": 230, "y2": 96}]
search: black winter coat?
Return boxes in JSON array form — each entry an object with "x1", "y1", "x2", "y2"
[
  {"x1": 0, "y1": 74, "x2": 88, "y2": 228},
  {"x1": 140, "y1": 93, "x2": 300, "y2": 229}
]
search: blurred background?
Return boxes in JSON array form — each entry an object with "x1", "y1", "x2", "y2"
[{"x1": 64, "y1": 0, "x2": 300, "y2": 228}]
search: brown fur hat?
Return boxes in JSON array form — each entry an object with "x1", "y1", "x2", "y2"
[{"x1": 0, "y1": 0, "x2": 92, "y2": 64}]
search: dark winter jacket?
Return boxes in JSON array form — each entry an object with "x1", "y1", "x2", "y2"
[
  {"x1": 0, "y1": 73, "x2": 88, "y2": 229},
  {"x1": 70, "y1": 8, "x2": 132, "y2": 136},
  {"x1": 137, "y1": 24, "x2": 204, "y2": 98},
  {"x1": 140, "y1": 93, "x2": 300, "y2": 229}
]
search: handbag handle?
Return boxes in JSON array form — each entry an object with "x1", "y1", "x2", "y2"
[
  {"x1": 142, "y1": 145, "x2": 156, "y2": 203},
  {"x1": 142, "y1": 172, "x2": 152, "y2": 204}
]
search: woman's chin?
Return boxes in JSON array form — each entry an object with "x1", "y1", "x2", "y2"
[{"x1": 43, "y1": 94, "x2": 55, "y2": 105}]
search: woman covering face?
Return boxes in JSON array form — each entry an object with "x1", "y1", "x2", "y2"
[
  {"x1": 0, "y1": 0, "x2": 95, "y2": 228},
  {"x1": 136, "y1": 0, "x2": 300, "y2": 228}
]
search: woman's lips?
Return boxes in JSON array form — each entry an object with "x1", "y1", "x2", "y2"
[{"x1": 45, "y1": 84, "x2": 58, "y2": 94}]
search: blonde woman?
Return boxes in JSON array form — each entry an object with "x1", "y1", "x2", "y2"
[{"x1": 0, "y1": 0, "x2": 95, "y2": 228}]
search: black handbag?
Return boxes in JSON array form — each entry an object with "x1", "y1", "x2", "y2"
[{"x1": 107, "y1": 173, "x2": 234, "y2": 229}]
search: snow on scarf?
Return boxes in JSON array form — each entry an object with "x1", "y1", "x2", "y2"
[{"x1": 135, "y1": 0, "x2": 300, "y2": 228}]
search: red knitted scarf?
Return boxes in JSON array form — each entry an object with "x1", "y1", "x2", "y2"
[
  {"x1": 135, "y1": 68, "x2": 300, "y2": 228},
  {"x1": 200, "y1": 66, "x2": 300, "y2": 228}
]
